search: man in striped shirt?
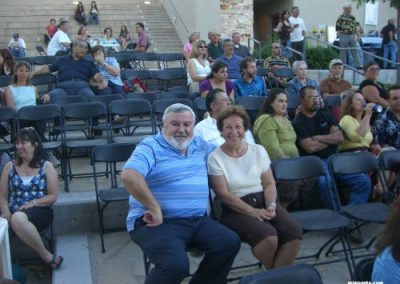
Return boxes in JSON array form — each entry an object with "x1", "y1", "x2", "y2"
[{"x1": 122, "y1": 103, "x2": 240, "y2": 284}]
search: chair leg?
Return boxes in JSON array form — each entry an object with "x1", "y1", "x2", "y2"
[
  {"x1": 315, "y1": 232, "x2": 340, "y2": 259},
  {"x1": 99, "y1": 204, "x2": 106, "y2": 253},
  {"x1": 339, "y1": 229, "x2": 356, "y2": 279},
  {"x1": 143, "y1": 254, "x2": 150, "y2": 276}
]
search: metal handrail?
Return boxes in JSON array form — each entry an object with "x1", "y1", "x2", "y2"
[
  {"x1": 162, "y1": 0, "x2": 190, "y2": 36},
  {"x1": 248, "y1": 38, "x2": 262, "y2": 59},
  {"x1": 306, "y1": 35, "x2": 400, "y2": 67}
]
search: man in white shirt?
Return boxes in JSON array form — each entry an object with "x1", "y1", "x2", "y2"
[
  {"x1": 47, "y1": 20, "x2": 71, "y2": 56},
  {"x1": 8, "y1": 33, "x2": 26, "y2": 59},
  {"x1": 194, "y1": 88, "x2": 255, "y2": 146},
  {"x1": 289, "y1": 6, "x2": 306, "y2": 61}
]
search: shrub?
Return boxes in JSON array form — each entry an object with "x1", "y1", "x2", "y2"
[{"x1": 305, "y1": 46, "x2": 339, "y2": 69}]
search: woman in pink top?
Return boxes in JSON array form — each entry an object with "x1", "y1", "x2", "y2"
[{"x1": 183, "y1": 32, "x2": 200, "y2": 61}]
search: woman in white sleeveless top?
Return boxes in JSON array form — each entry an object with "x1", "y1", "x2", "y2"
[{"x1": 187, "y1": 40, "x2": 211, "y2": 93}]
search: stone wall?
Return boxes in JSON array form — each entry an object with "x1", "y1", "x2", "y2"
[{"x1": 220, "y1": 0, "x2": 254, "y2": 41}]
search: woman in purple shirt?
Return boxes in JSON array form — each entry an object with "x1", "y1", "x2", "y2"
[{"x1": 200, "y1": 61, "x2": 234, "y2": 101}]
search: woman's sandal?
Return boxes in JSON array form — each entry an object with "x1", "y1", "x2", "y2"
[{"x1": 48, "y1": 255, "x2": 63, "y2": 269}]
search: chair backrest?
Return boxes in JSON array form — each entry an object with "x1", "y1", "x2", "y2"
[
  {"x1": 194, "y1": 96, "x2": 207, "y2": 111},
  {"x1": 238, "y1": 263, "x2": 323, "y2": 284},
  {"x1": 328, "y1": 152, "x2": 379, "y2": 175},
  {"x1": 89, "y1": 94, "x2": 124, "y2": 106},
  {"x1": 110, "y1": 99, "x2": 152, "y2": 116},
  {"x1": 153, "y1": 69, "x2": 187, "y2": 91},
  {"x1": 158, "y1": 91, "x2": 191, "y2": 100},
  {"x1": 35, "y1": 46, "x2": 47, "y2": 56},
  {"x1": 235, "y1": 96, "x2": 266, "y2": 111},
  {"x1": 63, "y1": 102, "x2": 106, "y2": 119},
  {"x1": 30, "y1": 73, "x2": 57, "y2": 87},
  {"x1": 271, "y1": 156, "x2": 326, "y2": 180},
  {"x1": 256, "y1": 67, "x2": 268, "y2": 77},
  {"x1": 134, "y1": 52, "x2": 158, "y2": 62},
  {"x1": 324, "y1": 95, "x2": 342, "y2": 108},
  {"x1": 379, "y1": 149, "x2": 400, "y2": 171},
  {"x1": 0, "y1": 75, "x2": 12, "y2": 88},
  {"x1": 273, "y1": 67, "x2": 295, "y2": 78},
  {"x1": 0, "y1": 107, "x2": 16, "y2": 122},
  {"x1": 17, "y1": 104, "x2": 61, "y2": 122},
  {"x1": 126, "y1": 92, "x2": 158, "y2": 103},
  {"x1": 91, "y1": 143, "x2": 136, "y2": 163},
  {"x1": 157, "y1": 53, "x2": 186, "y2": 69},
  {"x1": 52, "y1": 95, "x2": 89, "y2": 106},
  {"x1": 27, "y1": 56, "x2": 57, "y2": 66},
  {"x1": 121, "y1": 69, "x2": 153, "y2": 81},
  {"x1": 152, "y1": 99, "x2": 194, "y2": 116}
]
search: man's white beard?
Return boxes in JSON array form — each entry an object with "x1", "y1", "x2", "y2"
[{"x1": 164, "y1": 135, "x2": 193, "y2": 150}]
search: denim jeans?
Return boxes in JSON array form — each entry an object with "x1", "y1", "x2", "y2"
[
  {"x1": 88, "y1": 14, "x2": 99, "y2": 25},
  {"x1": 317, "y1": 160, "x2": 372, "y2": 210},
  {"x1": 130, "y1": 216, "x2": 240, "y2": 284},
  {"x1": 49, "y1": 80, "x2": 95, "y2": 103},
  {"x1": 93, "y1": 81, "x2": 125, "y2": 96},
  {"x1": 9, "y1": 47, "x2": 26, "y2": 59},
  {"x1": 383, "y1": 41, "x2": 397, "y2": 69}
]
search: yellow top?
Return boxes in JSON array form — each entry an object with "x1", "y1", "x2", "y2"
[{"x1": 339, "y1": 115, "x2": 373, "y2": 151}]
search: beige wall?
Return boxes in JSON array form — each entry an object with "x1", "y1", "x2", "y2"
[
  {"x1": 162, "y1": 0, "x2": 220, "y2": 44},
  {"x1": 293, "y1": 0, "x2": 397, "y2": 36}
]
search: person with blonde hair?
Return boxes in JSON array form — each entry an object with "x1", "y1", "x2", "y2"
[{"x1": 187, "y1": 40, "x2": 211, "y2": 93}]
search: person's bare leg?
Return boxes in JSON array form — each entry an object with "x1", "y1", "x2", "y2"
[
  {"x1": 272, "y1": 239, "x2": 302, "y2": 268},
  {"x1": 251, "y1": 236, "x2": 278, "y2": 269},
  {"x1": 10, "y1": 212, "x2": 53, "y2": 263}
]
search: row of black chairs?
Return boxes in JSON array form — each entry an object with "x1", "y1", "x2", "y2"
[{"x1": 23, "y1": 51, "x2": 186, "y2": 71}]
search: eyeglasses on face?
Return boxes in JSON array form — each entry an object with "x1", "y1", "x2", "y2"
[{"x1": 198, "y1": 45, "x2": 207, "y2": 48}]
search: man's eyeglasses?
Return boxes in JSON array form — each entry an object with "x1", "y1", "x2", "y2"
[
  {"x1": 198, "y1": 45, "x2": 206, "y2": 48},
  {"x1": 305, "y1": 96, "x2": 320, "y2": 101},
  {"x1": 75, "y1": 45, "x2": 88, "y2": 50}
]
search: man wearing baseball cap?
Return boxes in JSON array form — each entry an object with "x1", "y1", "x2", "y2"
[
  {"x1": 8, "y1": 33, "x2": 26, "y2": 59},
  {"x1": 336, "y1": 3, "x2": 362, "y2": 68},
  {"x1": 320, "y1": 59, "x2": 352, "y2": 120}
]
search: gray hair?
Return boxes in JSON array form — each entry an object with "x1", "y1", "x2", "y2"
[
  {"x1": 292, "y1": 60, "x2": 307, "y2": 71},
  {"x1": 162, "y1": 103, "x2": 196, "y2": 124}
]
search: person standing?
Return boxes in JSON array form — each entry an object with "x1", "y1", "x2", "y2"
[
  {"x1": 336, "y1": 3, "x2": 362, "y2": 68},
  {"x1": 288, "y1": 6, "x2": 306, "y2": 61},
  {"x1": 275, "y1": 10, "x2": 293, "y2": 59},
  {"x1": 380, "y1": 19, "x2": 397, "y2": 69}
]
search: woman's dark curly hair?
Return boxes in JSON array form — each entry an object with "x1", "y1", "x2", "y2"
[{"x1": 15, "y1": 128, "x2": 47, "y2": 168}]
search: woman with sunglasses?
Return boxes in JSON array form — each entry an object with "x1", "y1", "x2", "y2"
[
  {"x1": 0, "y1": 128, "x2": 63, "y2": 269},
  {"x1": 187, "y1": 40, "x2": 211, "y2": 93}
]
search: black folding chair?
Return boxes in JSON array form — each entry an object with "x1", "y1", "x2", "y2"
[
  {"x1": 125, "y1": 92, "x2": 159, "y2": 104},
  {"x1": 61, "y1": 102, "x2": 109, "y2": 192},
  {"x1": 327, "y1": 152, "x2": 391, "y2": 258},
  {"x1": 133, "y1": 52, "x2": 158, "y2": 70},
  {"x1": 91, "y1": 143, "x2": 136, "y2": 252},
  {"x1": 153, "y1": 68, "x2": 187, "y2": 92},
  {"x1": 0, "y1": 75, "x2": 12, "y2": 88},
  {"x1": 378, "y1": 149, "x2": 400, "y2": 201},
  {"x1": 27, "y1": 55, "x2": 57, "y2": 66},
  {"x1": 157, "y1": 53, "x2": 186, "y2": 69},
  {"x1": 239, "y1": 263, "x2": 323, "y2": 284},
  {"x1": 109, "y1": 52, "x2": 137, "y2": 69},
  {"x1": 235, "y1": 96, "x2": 266, "y2": 125},
  {"x1": 109, "y1": 99, "x2": 155, "y2": 144},
  {"x1": 121, "y1": 69, "x2": 156, "y2": 91},
  {"x1": 30, "y1": 73, "x2": 57, "y2": 95},
  {"x1": 271, "y1": 155, "x2": 355, "y2": 278},
  {"x1": 52, "y1": 95, "x2": 89, "y2": 106},
  {"x1": 287, "y1": 95, "x2": 300, "y2": 120},
  {"x1": 35, "y1": 46, "x2": 47, "y2": 56},
  {"x1": 157, "y1": 91, "x2": 191, "y2": 100},
  {"x1": 194, "y1": 96, "x2": 207, "y2": 121},
  {"x1": 0, "y1": 107, "x2": 16, "y2": 154}
]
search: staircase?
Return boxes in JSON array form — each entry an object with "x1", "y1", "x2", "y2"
[{"x1": 0, "y1": 0, "x2": 183, "y2": 56}]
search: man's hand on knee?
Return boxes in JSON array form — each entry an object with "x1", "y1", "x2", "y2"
[{"x1": 143, "y1": 209, "x2": 163, "y2": 227}]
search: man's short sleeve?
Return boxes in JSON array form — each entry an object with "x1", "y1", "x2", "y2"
[
  {"x1": 59, "y1": 32, "x2": 71, "y2": 44},
  {"x1": 123, "y1": 141, "x2": 156, "y2": 177},
  {"x1": 48, "y1": 57, "x2": 62, "y2": 73},
  {"x1": 293, "y1": 116, "x2": 313, "y2": 140}
]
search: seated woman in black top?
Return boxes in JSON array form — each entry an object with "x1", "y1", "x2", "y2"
[{"x1": 359, "y1": 61, "x2": 389, "y2": 108}]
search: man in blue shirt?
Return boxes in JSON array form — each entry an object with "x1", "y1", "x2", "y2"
[
  {"x1": 215, "y1": 39, "x2": 242, "y2": 80},
  {"x1": 121, "y1": 103, "x2": 240, "y2": 284},
  {"x1": 234, "y1": 57, "x2": 267, "y2": 97},
  {"x1": 31, "y1": 39, "x2": 106, "y2": 102}
]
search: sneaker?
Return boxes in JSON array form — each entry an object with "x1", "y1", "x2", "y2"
[{"x1": 48, "y1": 152, "x2": 61, "y2": 168}]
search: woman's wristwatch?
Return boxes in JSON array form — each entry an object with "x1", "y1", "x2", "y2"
[{"x1": 266, "y1": 202, "x2": 277, "y2": 210}]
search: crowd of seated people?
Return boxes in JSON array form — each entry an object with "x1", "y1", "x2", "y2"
[{"x1": 0, "y1": 10, "x2": 398, "y2": 281}]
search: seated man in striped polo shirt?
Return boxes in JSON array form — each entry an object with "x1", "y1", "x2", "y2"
[
  {"x1": 121, "y1": 103, "x2": 240, "y2": 284},
  {"x1": 263, "y1": 42, "x2": 291, "y2": 88}
]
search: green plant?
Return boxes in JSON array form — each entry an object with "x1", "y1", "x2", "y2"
[{"x1": 305, "y1": 46, "x2": 339, "y2": 69}]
